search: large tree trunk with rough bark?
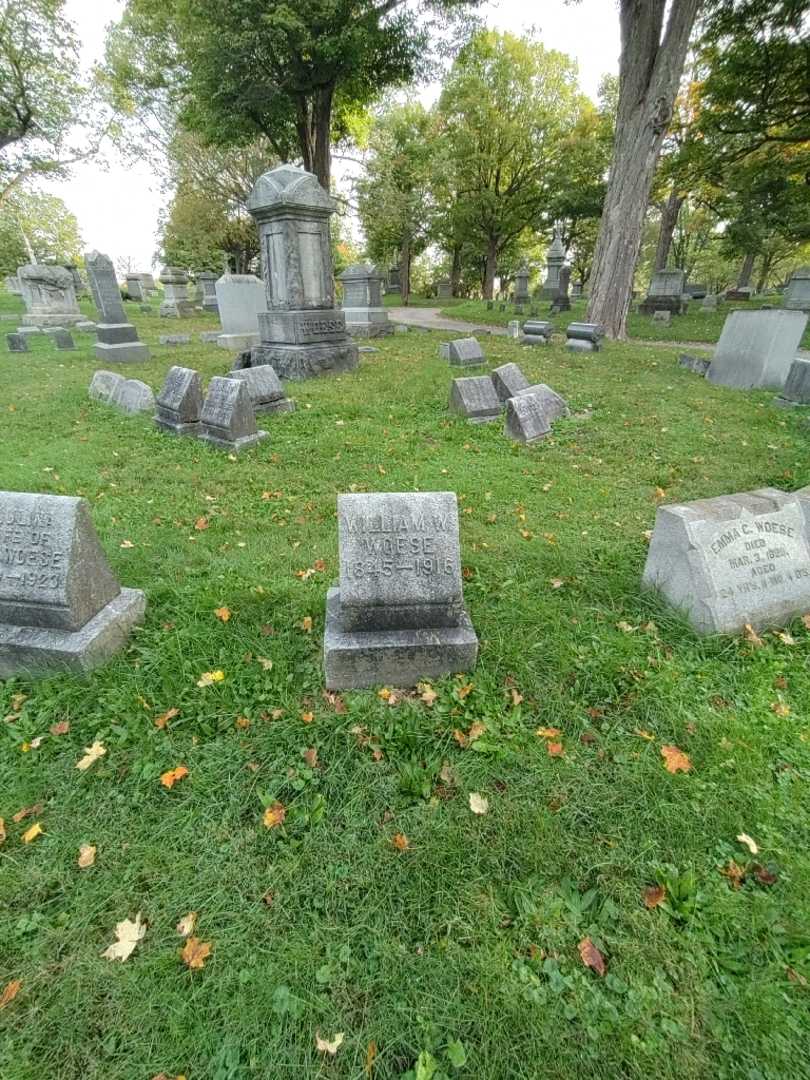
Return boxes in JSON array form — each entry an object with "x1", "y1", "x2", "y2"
[
  {"x1": 483, "y1": 235, "x2": 498, "y2": 300},
  {"x1": 586, "y1": 0, "x2": 701, "y2": 339},
  {"x1": 654, "y1": 188, "x2": 684, "y2": 271},
  {"x1": 737, "y1": 251, "x2": 755, "y2": 288},
  {"x1": 295, "y1": 86, "x2": 334, "y2": 191}
]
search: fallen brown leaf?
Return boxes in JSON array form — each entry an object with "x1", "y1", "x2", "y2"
[
  {"x1": 743, "y1": 623, "x2": 764, "y2": 647},
  {"x1": 263, "y1": 802, "x2": 286, "y2": 829},
  {"x1": 720, "y1": 860, "x2": 746, "y2": 889},
  {"x1": 78, "y1": 844, "x2": 96, "y2": 869},
  {"x1": 12, "y1": 804, "x2": 41, "y2": 823},
  {"x1": 300, "y1": 616, "x2": 313, "y2": 632},
  {"x1": 661, "y1": 745, "x2": 692, "y2": 773},
  {"x1": 50, "y1": 720, "x2": 70, "y2": 736},
  {"x1": 578, "y1": 936, "x2": 606, "y2": 975},
  {"x1": 194, "y1": 516, "x2": 209, "y2": 531},
  {"x1": 0, "y1": 980, "x2": 21, "y2": 1010},
  {"x1": 303, "y1": 747, "x2": 318, "y2": 768},
  {"x1": 160, "y1": 765, "x2": 189, "y2": 790},
  {"x1": 181, "y1": 937, "x2": 212, "y2": 970},
  {"x1": 643, "y1": 884, "x2": 666, "y2": 909},
  {"x1": 391, "y1": 832, "x2": 410, "y2": 851},
  {"x1": 154, "y1": 707, "x2": 180, "y2": 729}
]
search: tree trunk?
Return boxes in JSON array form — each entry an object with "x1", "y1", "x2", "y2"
[
  {"x1": 295, "y1": 87, "x2": 333, "y2": 191},
  {"x1": 483, "y1": 235, "x2": 498, "y2": 300},
  {"x1": 401, "y1": 239, "x2": 411, "y2": 306},
  {"x1": 586, "y1": 0, "x2": 700, "y2": 339},
  {"x1": 755, "y1": 254, "x2": 772, "y2": 293},
  {"x1": 449, "y1": 245, "x2": 462, "y2": 296},
  {"x1": 654, "y1": 188, "x2": 684, "y2": 271},
  {"x1": 737, "y1": 251, "x2": 755, "y2": 288}
]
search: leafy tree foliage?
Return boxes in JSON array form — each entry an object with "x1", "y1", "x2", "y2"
[{"x1": 0, "y1": 186, "x2": 82, "y2": 274}]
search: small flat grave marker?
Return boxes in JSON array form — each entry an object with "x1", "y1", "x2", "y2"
[
  {"x1": 449, "y1": 376, "x2": 501, "y2": 422},
  {"x1": 225, "y1": 366, "x2": 295, "y2": 415},
  {"x1": 491, "y1": 363, "x2": 530, "y2": 401},
  {"x1": 6, "y1": 333, "x2": 28, "y2": 353},
  {"x1": 154, "y1": 366, "x2": 203, "y2": 435},
  {"x1": 89, "y1": 370, "x2": 125, "y2": 403},
  {"x1": 447, "y1": 337, "x2": 485, "y2": 366},
  {"x1": 199, "y1": 376, "x2": 268, "y2": 452}
]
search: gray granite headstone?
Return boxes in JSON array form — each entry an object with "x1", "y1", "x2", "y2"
[
  {"x1": 784, "y1": 267, "x2": 810, "y2": 313},
  {"x1": 514, "y1": 383, "x2": 569, "y2": 421},
  {"x1": 323, "y1": 491, "x2": 478, "y2": 688},
  {"x1": 774, "y1": 358, "x2": 810, "y2": 407},
  {"x1": 566, "y1": 322, "x2": 604, "y2": 352},
  {"x1": 449, "y1": 376, "x2": 501, "y2": 422},
  {"x1": 643, "y1": 487, "x2": 810, "y2": 635},
  {"x1": 701, "y1": 294, "x2": 719, "y2": 311},
  {"x1": 448, "y1": 337, "x2": 484, "y2": 366},
  {"x1": 0, "y1": 491, "x2": 146, "y2": 676},
  {"x1": 125, "y1": 274, "x2": 145, "y2": 301},
  {"x1": 197, "y1": 271, "x2": 219, "y2": 314},
  {"x1": 215, "y1": 273, "x2": 267, "y2": 350},
  {"x1": 706, "y1": 309, "x2": 808, "y2": 391},
  {"x1": 521, "y1": 320, "x2": 552, "y2": 346},
  {"x1": 491, "y1": 363, "x2": 530, "y2": 401},
  {"x1": 199, "y1": 376, "x2": 268, "y2": 452},
  {"x1": 86, "y1": 251, "x2": 150, "y2": 364},
  {"x1": 159, "y1": 266, "x2": 195, "y2": 318},
  {"x1": 225, "y1": 366, "x2": 295, "y2": 415},
  {"x1": 110, "y1": 378, "x2": 155, "y2": 415},
  {"x1": 47, "y1": 329, "x2": 75, "y2": 350},
  {"x1": 6, "y1": 333, "x2": 28, "y2": 353},
  {"x1": 89, "y1": 370, "x2": 125, "y2": 403},
  {"x1": 339, "y1": 263, "x2": 392, "y2": 337},
  {"x1": 639, "y1": 269, "x2": 686, "y2": 315},
  {"x1": 154, "y1": 366, "x2": 203, "y2": 435},
  {"x1": 503, "y1": 393, "x2": 552, "y2": 443},
  {"x1": 678, "y1": 353, "x2": 711, "y2": 376},
  {"x1": 17, "y1": 264, "x2": 82, "y2": 327},
  {"x1": 652, "y1": 310, "x2": 672, "y2": 325},
  {"x1": 541, "y1": 229, "x2": 566, "y2": 299}
]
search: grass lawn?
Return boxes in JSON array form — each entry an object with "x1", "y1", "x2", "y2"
[
  {"x1": 427, "y1": 295, "x2": 810, "y2": 351},
  {"x1": 2, "y1": 289, "x2": 810, "y2": 1080}
]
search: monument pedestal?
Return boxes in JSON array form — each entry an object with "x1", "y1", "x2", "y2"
[
  {"x1": 95, "y1": 323, "x2": 150, "y2": 364},
  {"x1": 251, "y1": 339, "x2": 358, "y2": 381}
]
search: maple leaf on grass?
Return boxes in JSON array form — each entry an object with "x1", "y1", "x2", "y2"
[
  {"x1": 160, "y1": 766, "x2": 189, "y2": 790},
  {"x1": 213, "y1": 606, "x2": 231, "y2": 623},
  {"x1": 0, "y1": 980, "x2": 22, "y2": 1010},
  {"x1": 661, "y1": 745, "x2": 692, "y2": 774},
  {"x1": 391, "y1": 832, "x2": 410, "y2": 851},
  {"x1": 181, "y1": 937, "x2": 212, "y2": 970},
  {"x1": 535, "y1": 726, "x2": 561, "y2": 739},
  {"x1": 315, "y1": 1031, "x2": 344, "y2": 1055},
  {"x1": 578, "y1": 937, "x2": 606, "y2": 976},
  {"x1": 263, "y1": 802, "x2": 286, "y2": 829},
  {"x1": 76, "y1": 741, "x2": 106, "y2": 771},
  {"x1": 547, "y1": 742, "x2": 564, "y2": 757},
  {"x1": 197, "y1": 669, "x2": 225, "y2": 688},
  {"x1": 103, "y1": 912, "x2": 146, "y2": 962}
]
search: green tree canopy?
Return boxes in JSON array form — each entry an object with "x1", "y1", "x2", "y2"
[{"x1": 0, "y1": 186, "x2": 82, "y2": 274}]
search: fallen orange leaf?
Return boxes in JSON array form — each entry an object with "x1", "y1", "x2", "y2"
[
  {"x1": 547, "y1": 742, "x2": 564, "y2": 757},
  {"x1": 194, "y1": 516, "x2": 209, "y2": 531},
  {"x1": 300, "y1": 616, "x2": 313, "y2": 632},
  {"x1": 160, "y1": 766, "x2": 189, "y2": 789},
  {"x1": 391, "y1": 832, "x2": 410, "y2": 851},
  {"x1": 643, "y1": 884, "x2": 666, "y2": 909},
  {"x1": 535, "y1": 726, "x2": 561, "y2": 739},
  {"x1": 154, "y1": 707, "x2": 180, "y2": 729},
  {"x1": 214, "y1": 606, "x2": 231, "y2": 623},
  {"x1": 181, "y1": 937, "x2": 211, "y2": 970},
  {"x1": 263, "y1": 802, "x2": 286, "y2": 829},
  {"x1": 0, "y1": 980, "x2": 22, "y2": 1010},
  {"x1": 661, "y1": 745, "x2": 692, "y2": 773},
  {"x1": 578, "y1": 936, "x2": 606, "y2": 975}
]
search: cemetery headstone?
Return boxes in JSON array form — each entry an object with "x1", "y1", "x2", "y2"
[
  {"x1": 110, "y1": 378, "x2": 155, "y2": 415},
  {"x1": 701, "y1": 293, "x2": 719, "y2": 311},
  {"x1": 339, "y1": 263, "x2": 392, "y2": 337},
  {"x1": 541, "y1": 229, "x2": 566, "y2": 299},
  {"x1": 215, "y1": 273, "x2": 266, "y2": 349},
  {"x1": 566, "y1": 322, "x2": 604, "y2": 352},
  {"x1": 521, "y1": 320, "x2": 552, "y2": 346},
  {"x1": 17, "y1": 264, "x2": 82, "y2": 327},
  {"x1": 159, "y1": 266, "x2": 195, "y2": 317},
  {"x1": 246, "y1": 164, "x2": 359, "y2": 379},
  {"x1": 0, "y1": 491, "x2": 146, "y2": 677},
  {"x1": 198, "y1": 271, "x2": 219, "y2": 314},
  {"x1": 652, "y1": 310, "x2": 672, "y2": 325},
  {"x1": 491, "y1": 362, "x2": 530, "y2": 401},
  {"x1": 436, "y1": 279, "x2": 452, "y2": 299},
  {"x1": 678, "y1": 353, "x2": 711, "y2": 376},
  {"x1": 199, "y1": 331, "x2": 220, "y2": 344},
  {"x1": 514, "y1": 262, "x2": 530, "y2": 305},
  {"x1": 47, "y1": 328, "x2": 75, "y2": 350},
  {"x1": 159, "y1": 334, "x2": 191, "y2": 346},
  {"x1": 447, "y1": 337, "x2": 485, "y2": 366},
  {"x1": 774, "y1": 358, "x2": 810, "y2": 408},
  {"x1": 199, "y1": 376, "x2": 268, "y2": 452},
  {"x1": 504, "y1": 393, "x2": 552, "y2": 443},
  {"x1": 571, "y1": 282, "x2": 583, "y2": 299},
  {"x1": 323, "y1": 491, "x2": 479, "y2": 689},
  {"x1": 449, "y1": 376, "x2": 502, "y2": 422},
  {"x1": 639, "y1": 269, "x2": 687, "y2": 315},
  {"x1": 6, "y1": 333, "x2": 28, "y2": 353},
  {"x1": 643, "y1": 486, "x2": 810, "y2": 635},
  {"x1": 89, "y1": 370, "x2": 125, "y2": 403},
  {"x1": 85, "y1": 251, "x2": 150, "y2": 364},
  {"x1": 784, "y1": 266, "x2": 810, "y2": 313},
  {"x1": 550, "y1": 266, "x2": 572, "y2": 313},
  {"x1": 225, "y1": 366, "x2": 295, "y2": 415},
  {"x1": 76, "y1": 320, "x2": 97, "y2": 333},
  {"x1": 125, "y1": 274, "x2": 145, "y2": 301},
  {"x1": 386, "y1": 265, "x2": 401, "y2": 295},
  {"x1": 514, "y1": 304, "x2": 524, "y2": 316},
  {"x1": 154, "y1": 366, "x2": 203, "y2": 435},
  {"x1": 514, "y1": 383, "x2": 569, "y2": 422},
  {"x1": 706, "y1": 309, "x2": 808, "y2": 391},
  {"x1": 507, "y1": 319, "x2": 521, "y2": 339}
]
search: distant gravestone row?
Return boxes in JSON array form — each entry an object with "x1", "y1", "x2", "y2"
[{"x1": 450, "y1": 361, "x2": 570, "y2": 443}]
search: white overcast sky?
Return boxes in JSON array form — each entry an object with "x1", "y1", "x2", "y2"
[{"x1": 49, "y1": 0, "x2": 620, "y2": 271}]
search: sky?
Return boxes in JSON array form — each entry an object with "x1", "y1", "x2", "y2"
[{"x1": 47, "y1": 0, "x2": 621, "y2": 272}]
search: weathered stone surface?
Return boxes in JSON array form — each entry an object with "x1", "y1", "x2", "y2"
[
  {"x1": 447, "y1": 337, "x2": 484, "y2": 366},
  {"x1": 507, "y1": 320, "x2": 521, "y2": 339},
  {"x1": 199, "y1": 376, "x2": 268, "y2": 451},
  {"x1": 76, "y1": 320, "x2": 97, "y2": 333},
  {"x1": 246, "y1": 164, "x2": 358, "y2": 379},
  {"x1": 566, "y1": 322, "x2": 604, "y2": 352},
  {"x1": 503, "y1": 393, "x2": 552, "y2": 443},
  {"x1": 678, "y1": 353, "x2": 711, "y2": 376},
  {"x1": 774, "y1": 357, "x2": 810, "y2": 407},
  {"x1": 491, "y1": 362, "x2": 530, "y2": 401},
  {"x1": 643, "y1": 487, "x2": 810, "y2": 635},
  {"x1": 86, "y1": 251, "x2": 150, "y2": 364},
  {"x1": 324, "y1": 491, "x2": 478, "y2": 687},
  {"x1": 197, "y1": 271, "x2": 219, "y2": 314},
  {"x1": 514, "y1": 384, "x2": 569, "y2": 423},
  {"x1": 215, "y1": 273, "x2": 266, "y2": 349},
  {"x1": 225, "y1": 366, "x2": 295, "y2": 415},
  {"x1": 6, "y1": 333, "x2": 28, "y2": 353},
  {"x1": 154, "y1": 366, "x2": 203, "y2": 435},
  {"x1": 0, "y1": 491, "x2": 146, "y2": 677},
  {"x1": 541, "y1": 229, "x2": 566, "y2": 299},
  {"x1": 449, "y1": 376, "x2": 501, "y2": 422},
  {"x1": 784, "y1": 266, "x2": 810, "y2": 312},
  {"x1": 89, "y1": 370, "x2": 125, "y2": 403},
  {"x1": 652, "y1": 310, "x2": 672, "y2": 325},
  {"x1": 159, "y1": 266, "x2": 195, "y2": 318},
  {"x1": 5, "y1": 275, "x2": 21, "y2": 295},
  {"x1": 436, "y1": 279, "x2": 452, "y2": 299},
  {"x1": 339, "y1": 263, "x2": 392, "y2": 337},
  {"x1": 520, "y1": 320, "x2": 552, "y2": 346},
  {"x1": 706, "y1": 309, "x2": 808, "y2": 391},
  {"x1": 199, "y1": 331, "x2": 220, "y2": 344},
  {"x1": 47, "y1": 329, "x2": 75, "y2": 350},
  {"x1": 125, "y1": 274, "x2": 145, "y2": 301},
  {"x1": 18, "y1": 264, "x2": 82, "y2": 327},
  {"x1": 639, "y1": 269, "x2": 687, "y2": 315},
  {"x1": 110, "y1": 378, "x2": 155, "y2": 415},
  {"x1": 514, "y1": 262, "x2": 530, "y2": 304},
  {"x1": 159, "y1": 334, "x2": 191, "y2": 345}
]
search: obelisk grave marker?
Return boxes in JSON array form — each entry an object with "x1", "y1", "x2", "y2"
[{"x1": 85, "y1": 251, "x2": 150, "y2": 364}]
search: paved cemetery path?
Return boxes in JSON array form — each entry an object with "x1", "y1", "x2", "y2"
[{"x1": 388, "y1": 306, "x2": 508, "y2": 336}]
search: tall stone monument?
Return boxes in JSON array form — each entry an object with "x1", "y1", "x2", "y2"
[
  {"x1": 0, "y1": 491, "x2": 146, "y2": 677},
  {"x1": 159, "y1": 267, "x2": 195, "y2": 318},
  {"x1": 85, "y1": 251, "x2": 150, "y2": 364},
  {"x1": 198, "y1": 271, "x2": 219, "y2": 314},
  {"x1": 339, "y1": 263, "x2": 392, "y2": 337},
  {"x1": 550, "y1": 266, "x2": 572, "y2": 313},
  {"x1": 17, "y1": 265, "x2": 82, "y2": 327},
  {"x1": 784, "y1": 267, "x2": 810, "y2": 313},
  {"x1": 514, "y1": 262, "x2": 530, "y2": 305},
  {"x1": 540, "y1": 230, "x2": 566, "y2": 299},
  {"x1": 246, "y1": 164, "x2": 359, "y2": 380},
  {"x1": 323, "y1": 491, "x2": 479, "y2": 688}
]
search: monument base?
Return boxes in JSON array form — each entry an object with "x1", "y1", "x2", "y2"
[
  {"x1": 0, "y1": 588, "x2": 146, "y2": 679},
  {"x1": 21, "y1": 313, "x2": 83, "y2": 328},
  {"x1": 344, "y1": 309, "x2": 394, "y2": 338},
  {"x1": 154, "y1": 415, "x2": 201, "y2": 436},
  {"x1": 199, "y1": 429, "x2": 268, "y2": 453},
  {"x1": 254, "y1": 398, "x2": 296, "y2": 416},
  {"x1": 159, "y1": 301, "x2": 195, "y2": 318},
  {"x1": 217, "y1": 332, "x2": 260, "y2": 351},
  {"x1": 638, "y1": 297, "x2": 687, "y2": 315},
  {"x1": 250, "y1": 340, "x2": 359, "y2": 381},
  {"x1": 323, "y1": 587, "x2": 478, "y2": 689}
]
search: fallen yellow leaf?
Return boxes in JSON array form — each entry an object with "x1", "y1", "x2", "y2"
[
  {"x1": 315, "y1": 1031, "x2": 344, "y2": 1055},
  {"x1": 661, "y1": 745, "x2": 692, "y2": 774},
  {"x1": 263, "y1": 802, "x2": 286, "y2": 829},
  {"x1": 181, "y1": 937, "x2": 211, "y2": 970},
  {"x1": 78, "y1": 844, "x2": 96, "y2": 868},
  {"x1": 102, "y1": 912, "x2": 146, "y2": 962},
  {"x1": 535, "y1": 726, "x2": 562, "y2": 739},
  {"x1": 196, "y1": 670, "x2": 225, "y2": 688},
  {"x1": 76, "y1": 741, "x2": 106, "y2": 771},
  {"x1": 22, "y1": 822, "x2": 43, "y2": 844},
  {"x1": 214, "y1": 606, "x2": 231, "y2": 623},
  {"x1": 160, "y1": 766, "x2": 189, "y2": 789},
  {"x1": 468, "y1": 792, "x2": 489, "y2": 815},
  {"x1": 391, "y1": 832, "x2": 410, "y2": 851},
  {"x1": 176, "y1": 912, "x2": 197, "y2": 937},
  {"x1": 300, "y1": 616, "x2": 313, "y2": 632}
]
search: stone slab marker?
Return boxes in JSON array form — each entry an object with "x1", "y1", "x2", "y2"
[
  {"x1": 85, "y1": 251, "x2": 150, "y2": 364},
  {"x1": 447, "y1": 337, "x2": 485, "y2": 366},
  {"x1": 125, "y1": 274, "x2": 145, "y2": 301},
  {"x1": 47, "y1": 329, "x2": 75, "y2": 350},
  {"x1": 215, "y1": 274, "x2": 267, "y2": 350},
  {"x1": 109, "y1": 379, "x2": 155, "y2": 415},
  {"x1": 784, "y1": 267, "x2": 810, "y2": 312},
  {"x1": 339, "y1": 263, "x2": 392, "y2": 337},
  {"x1": 449, "y1": 376, "x2": 501, "y2": 422},
  {"x1": 197, "y1": 271, "x2": 219, "y2": 314},
  {"x1": 154, "y1": 366, "x2": 203, "y2": 435},
  {"x1": 247, "y1": 164, "x2": 359, "y2": 379},
  {"x1": 17, "y1": 264, "x2": 82, "y2": 327},
  {"x1": 0, "y1": 491, "x2": 146, "y2": 677},
  {"x1": 89, "y1": 370, "x2": 125, "y2": 403},
  {"x1": 199, "y1": 376, "x2": 268, "y2": 452},
  {"x1": 566, "y1": 323, "x2": 604, "y2": 352},
  {"x1": 225, "y1": 366, "x2": 295, "y2": 415},
  {"x1": 706, "y1": 309, "x2": 808, "y2": 391},
  {"x1": 6, "y1": 333, "x2": 28, "y2": 353},
  {"x1": 324, "y1": 491, "x2": 478, "y2": 689},
  {"x1": 504, "y1": 390, "x2": 561, "y2": 443},
  {"x1": 159, "y1": 267, "x2": 195, "y2": 318},
  {"x1": 643, "y1": 487, "x2": 810, "y2": 635},
  {"x1": 775, "y1": 358, "x2": 810, "y2": 407},
  {"x1": 491, "y1": 363, "x2": 530, "y2": 401}
]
